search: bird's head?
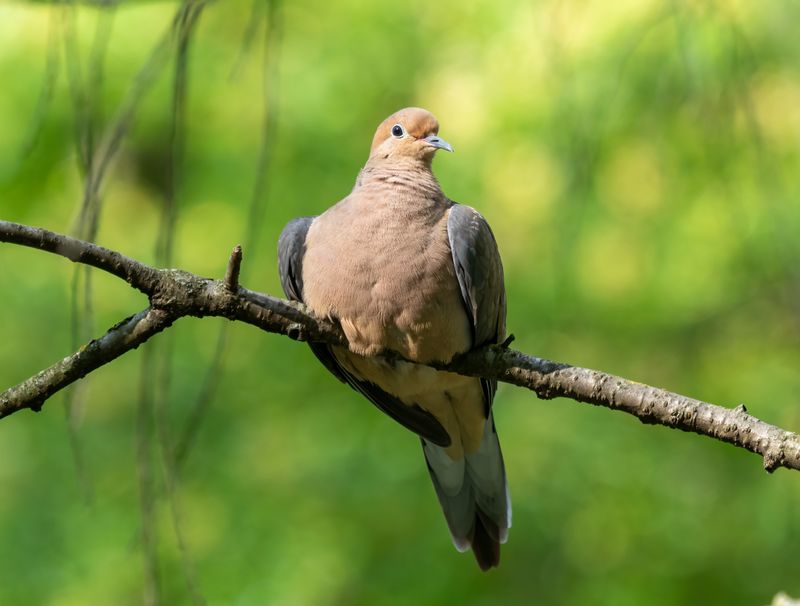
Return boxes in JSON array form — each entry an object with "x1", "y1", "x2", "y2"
[{"x1": 368, "y1": 107, "x2": 453, "y2": 165}]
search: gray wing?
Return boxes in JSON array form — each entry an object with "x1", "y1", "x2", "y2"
[
  {"x1": 277, "y1": 216, "x2": 451, "y2": 447},
  {"x1": 447, "y1": 203, "x2": 507, "y2": 414},
  {"x1": 278, "y1": 217, "x2": 348, "y2": 382},
  {"x1": 278, "y1": 217, "x2": 315, "y2": 303}
]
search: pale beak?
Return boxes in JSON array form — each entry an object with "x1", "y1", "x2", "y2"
[{"x1": 423, "y1": 134, "x2": 454, "y2": 153}]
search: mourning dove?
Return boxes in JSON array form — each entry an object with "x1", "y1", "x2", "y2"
[{"x1": 278, "y1": 108, "x2": 509, "y2": 570}]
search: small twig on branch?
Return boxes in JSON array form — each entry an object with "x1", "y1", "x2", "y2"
[
  {"x1": 1, "y1": 220, "x2": 799, "y2": 474},
  {"x1": 224, "y1": 245, "x2": 243, "y2": 292}
]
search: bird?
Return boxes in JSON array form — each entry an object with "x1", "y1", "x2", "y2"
[{"x1": 278, "y1": 107, "x2": 509, "y2": 570}]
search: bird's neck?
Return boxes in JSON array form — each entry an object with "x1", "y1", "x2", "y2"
[{"x1": 356, "y1": 157, "x2": 443, "y2": 198}]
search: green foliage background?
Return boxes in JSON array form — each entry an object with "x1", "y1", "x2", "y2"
[{"x1": 1, "y1": 1, "x2": 799, "y2": 604}]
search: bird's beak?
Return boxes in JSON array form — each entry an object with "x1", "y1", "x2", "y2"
[{"x1": 423, "y1": 134, "x2": 454, "y2": 153}]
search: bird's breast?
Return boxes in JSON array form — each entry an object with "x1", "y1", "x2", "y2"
[{"x1": 302, "y1": 198, "x2": 472, "y2": 363}]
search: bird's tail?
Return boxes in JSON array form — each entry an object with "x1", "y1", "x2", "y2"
[{"x1": 421, "y1": 412, "x2": 510, "y2": 571}]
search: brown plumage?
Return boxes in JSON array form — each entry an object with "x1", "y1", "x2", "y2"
[{"x1": 278, "y1": 108, "x2": 510, "y2": 570}]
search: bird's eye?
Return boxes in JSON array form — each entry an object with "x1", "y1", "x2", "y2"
[{"x1": 391, "y1": 124, "x2": 405, "y2": 138}]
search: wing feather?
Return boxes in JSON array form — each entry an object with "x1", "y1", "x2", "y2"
[{"x1": 446, "y1": 204, "x2": 507, "y2": 415}]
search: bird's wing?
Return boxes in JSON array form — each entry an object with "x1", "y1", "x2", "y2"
[
  {"x1": 278, "y1": 216, "x2": 314, "y2": 304},
  {"x1": 447, "y1": 203, "x2": 507, "y2": 414},
  {"x1": 278, "y1": 216, "x2": 451, "y2": 447},
  {"x1": 278, "y1": 216, "x2": 348, "y2": 382}
]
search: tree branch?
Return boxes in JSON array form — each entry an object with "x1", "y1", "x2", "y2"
[
  {"x1": 2, "y1": 308, "x2": 173, "y2": 416},
  {"x1": 1, "y1": 220, "x2": 159, "y2": 294},
  {"x1": 2, "y1": 220, "x2": 799, "y2": 473}
]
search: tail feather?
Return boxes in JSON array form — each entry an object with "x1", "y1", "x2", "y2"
[
  {"x1": 422, "y1": 446, "x2": 474, "y2": 552},
  {"x1": 465, "y1": 416, "x2": 510, "y2": 544},
  {"x1": 422, "y1": 412, "x2": 510, "y2": 570},
  {"x1": 471, "y1": 512, "x2": 501, "y2": 571}
]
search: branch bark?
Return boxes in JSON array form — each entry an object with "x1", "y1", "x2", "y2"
[{"x1": 2, "y1": 220, "x2": 799, "y2": 474}]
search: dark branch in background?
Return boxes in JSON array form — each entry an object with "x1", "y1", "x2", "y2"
[
  {"x1": 2, "y1": 220, "x2": 800, "y2": 475},
  {"x1": 145, "y1": 3, "x2": 208, "y2": 605},
  {"x1": 177, "y1": 0, "x2": 283, "y2": 469},
  {"x1": 243, "y1": 0, "x2": 282, "y2": 253},
  {"x1": 62, "y1": 0, "x2": 118, "y2": 506},
  {"x1": 65, "y1": 0, "x2": 117, "y2": 348},
  {"x1": 228, "y1": 0, "x2": 264, "y2": 81}
]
